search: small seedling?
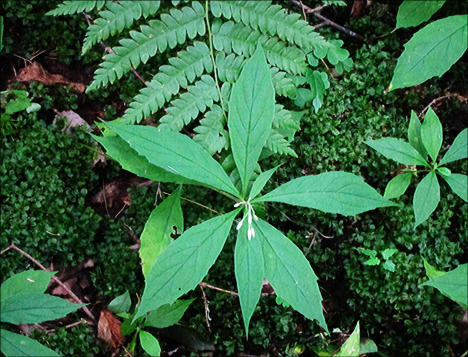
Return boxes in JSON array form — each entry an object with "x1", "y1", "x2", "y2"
[
  {"x1": 357, "y1": 248, "x2": 398, "y2": 272},
  {"x1": 365, "y1": 109, "x2": 467, "y2": 228}
]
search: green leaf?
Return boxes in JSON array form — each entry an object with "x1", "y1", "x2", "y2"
[
  {"x1": 139, "y1": 330, "x2": 161, "y2": 357},
  {"x1": 408, "y1": 111, "x2": 427, "y2": 158},
  {"x1": 384, "y1": 172, "x2": 413, "y2": 199},
  {"x1": 365, "y1": 138, "x2": 429, "y2": 167},
  {"x1": 359, "y1": 338, "x2": 378, "y2": 354},
  {"x1": 382, "y1": 248, "x2": 398, "y2": 260},
  {"x1": 382, "y1": 260, "x2": 396, "y2": 272},
  {"x1": 228, "y1": 44, "x2": 275, "y2": 196},
  {"x1": 390, "y1": 15, "x2": 468, "y2": 90},
  {"x1": 1, "y1": 270, "x2": 55, "y2": 301},
  {"x1": 439, "y1": 128, "x2": 467, "y2": 165},
  {"x1": 1, "y1": 329, "x2": 60, "y2": 357},
  {"x1": 193, "y1": 105, "x2": 228, "y2": 156},
  {"x1": 421, "y1": 108, "x2": 443, "y2": 163},
  {"x1": 93, "y1": 135, "x2": 194, "y2": 184},
  {"x1": 255, "y1": 219, "x2": 328, "y2": 332},
  {"x1": 4, "y1": 90, "x2": 31, "y2": 114},
  {"x1": 443, "y1": 174, "x2": 468, "y2": 202},
  {"x1": 1, "y1": 292, "x2": 84, "y2": 325},
  {"x1": 336, "y1": 321, "x2": 360, "y2": 357},
  {"x1": 395, "y1": 1, "x2": 446, "y2": 29},
  {"x1": 436, "y1": 167, "x2": 451, "y2": 177},
  {"x1": 357, "y1": 249, "x2": 377, "y2": 258},
  {"x1": 105, "y1": 122, "x2": 240, "y2": 198},
  {"x1": 134, "y1": 209, "x2": 240, "y2": 321},
  {"x1": 144, "y1": 299, "x2": 195, "y2": 329},
  {"x1": 422, "y1": 258, "x2": 446, "y2": 280},
  {"x1": 420, "y1": 264, "x2": 468, "y2": 309},
  {"x1": 249, "y1": 166, "x2": 279, "y2": 200},
  {"x1": 255, "y1": 171, "x2": 397, "y2": 216},
  {"x1": 235, "y1": 221, "x2": 264, "y2": 334},
  {"x1": 305, "y1": 69, "x2": 330, "y2": 113},
  {"x1": 121, "y1": 315, "x2": 143, "y2": 336},
  {"x1": 413, "y1": 171, "x2": 440, "y2": 228},
  {"x1": 140, "y1": 186, "x2": 183, "y2": 277},
  {"x1": 108, "y1": 290, "x2": 132, "y2": 314},
  {"x1": 364, "y1": 258, "x2": 381, "y2": 266}
]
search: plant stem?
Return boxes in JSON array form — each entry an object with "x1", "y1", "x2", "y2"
[{"x1": 204, "y1": 1, "x2": 227, "y2": 118}]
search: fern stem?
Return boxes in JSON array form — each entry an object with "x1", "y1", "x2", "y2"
[{"x1": 204, "y1": 1, "x2": 227, "y2": 118}]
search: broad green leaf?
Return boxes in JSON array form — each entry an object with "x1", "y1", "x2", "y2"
[
  {"x1": 439, "y1": 128, "x2": 468, "y2": 165},
  {"x1": 121, "y1": 315, "x2": 143, "y2": 336},
  {"x1": 228, "y1": 44, "x2": 275, "y2": 196},
  {"x1": 336, "y1": 321, "x2": 360, "y2": 357},
  {"x1": 108, "y1": 290, "x2": 131, "y2": 314},
  {"x1": 390, "y1": 15, "x2": 468, "y2": 90},
  {"x1": 382, "y1": 249, "x2": 398, "y2": 260},
  {"x1": 255, "y1": 219, "x2": 328, "y2": 332},
  {"x1": 384, "y1": 172, "x2": 413, "y2": 199},
  {"x1": 105, "y1": 122, "x2": 241, "y2": 198},
  {"x1": 255, "y1": 171, "x2": 397, "y2": 216},
  {"x1": 139, "y1": 330, "x2": 161, "y2": 357},
  {"x1": 305, "y1": 69, "x2": 330, "y2": 113},
  {"x1": 443, "y1": 174, "x2": 468, "y2": 202},
  {"x1": 235, "y1": 221, "x2": 264, "y2": 334},
  {"x1": 422, "y1": 258, "x2": 446, "y2": 280},
  {"x1": 1, "y1": 293, "x2": 84, "y2": 324},
  {"x1": 1, "y1": 329, "x2": 60, "y2": 357},
  {"x1": 360, "y1": 338, "x2": 378, "y2": 354},
  {"x1": 144, "y1": 299, "x2": 195, "y2": 329},
  {"x1": 140, "y1": 186, "x2": 183, "y2": 277},
  {"x1": 1, "y1": 270, "x2": 55, "y2": 301},
  {"x1": 358, "y1": 249, "x2": 377, "y2": 258},
  {"x1": 436, "y1": 167, "x2": 451, "y2": 177},
  {"x1": 4, "y1": 90, "x2": 31, "y2": 114},
  {"x1": 249, "y1": 166, "x2": 279, "y2": 200},
  {"x1": 94, "y1": 135, "x2": 194, "y2": 185},
  {"x1": 413, "y1": 171, "x2": 440, "y2": 228},
  {"x1": 364, "y1": 258, "x2": 380, "y2": 266},
  {"x1": 365, "y1": 138, "x2": 429, "y2": 167},
  {"x1": 408, "y1": 111, "x2": 427, "y2": 158},
  {"x1": 420, "y1": 264, "x2": 468, "y2": 309},
  {"x1": 421, "y1": 108, "x2": 443, "y2": 163},
  {"x1": 395, "y1": 1, "x2": 446, "y2": 30},
  {"x1": 134, "y1": 209, "x2": 240, "y2": 321},
  {"x1": 382, "y1": 260, "x2": 396, "y2": 272}
]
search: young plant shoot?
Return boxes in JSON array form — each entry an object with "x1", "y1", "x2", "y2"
[{"x1": 95, "y1": 45, "x2": 396, "y2": 334}]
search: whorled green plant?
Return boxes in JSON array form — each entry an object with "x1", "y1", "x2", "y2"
[{"x1": 95, "y1": 45, "x2": 395, "y2": 333}]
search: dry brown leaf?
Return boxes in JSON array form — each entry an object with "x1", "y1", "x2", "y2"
[
  {"x1": 98, "y1": 310, "x2": 125, "y2": 349},
  {"x1": 15, "y1": 62, "x2": 85, "y2": 92}
]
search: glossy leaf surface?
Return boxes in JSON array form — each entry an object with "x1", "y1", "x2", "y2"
[
  {"x1": 255, "y1": 219, "x2": 328, "y2": 332},
  {"x1": 105, "y1": 122, "x2": 240, "y2": 198},
  {"x1": 134, "y1": 209, "x2": 240, "y2": 321},
  {"x1": 421, "y1": 108, "x2": 443, "y2": 163},
  {"x1": 139, "y1": 330, "x2": 161, "y2": 357},
  {"x1": 439, "y1": 128, "x2": 467, "y2": 165},
  {"x1": 256, "y1": 171, "x2": 396, "y2": 215},
  {"x1": 228, "y1": 44, "x2": 275, "y2": 196},
  {"x1": 140, "y1": 186, "x2": 183, "y2": 277},
  {"x1": 413, "y1": 171, "x2": 440, "y2": 228},
  {"x1": 365, "y1": 138, "x2": 429, "y2": 167}
]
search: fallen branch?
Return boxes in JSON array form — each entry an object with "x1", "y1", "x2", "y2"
[
  {"x1": 1, "y1": 243, "x2": 97, "y2": 325},
  {"x1": 419, "y1": 93, "x2": 458, "y2": 118}
]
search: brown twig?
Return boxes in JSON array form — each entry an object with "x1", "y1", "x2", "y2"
[
  {"x1": 199, "y1": 282, "x2": 238, "y2": 296},
  {"x1": 419, "y1": 94, "x2": 458, "y2": 118},
  {"x1": 198, "y1": 284, "x2": 211, "y2": 330},
  {"x1": 290, "y1": 0, "x2": 365, "y2": 41},
  {"x1": 81, "y1": 12, "x2": 148, "y2": 86},
  {"x1": 1, "y1": 243, "x2": 97, "y2": 325},
  {"x1": 45, "y1": 319, "x2": 88, "y2": 334}
]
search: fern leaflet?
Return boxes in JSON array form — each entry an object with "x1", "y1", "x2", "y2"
[
  {"x1": 271, "y1": 68, "x2": 297, "y2": 99},
  {"x1": 46, "y1": 0, "x2": 109, "y2": 16},
  {"x1": 87, "y1": 1, "x2": 206, "y2": 92},
  {"x1": 82, "y1": 1, "x2": 161, "y2": 55},
  {"x1": 120, "y1": 41, "x2": 212, "y2": 124},
  {"x1": 158, "y1": 75, "x2": 219, "y2": 131},
  {"x1": 193, "y1": 105, "x2": 228, "y2": 155}
]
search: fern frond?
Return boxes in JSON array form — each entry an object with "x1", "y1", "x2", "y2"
[
  {"x1": 46, "y1": 0, "x2": 109, "y2": 16},
  {"x1": 265, "y1": 104, "x2": 303, "y2": 157},
  {"x1": 266, "y1": 131, "x2": 297, "y2": 157},
  {"x1": 82, "y1": 1, "x2": 161, "y2": 54},
  {"x1": 215, "y1": 52, "x2": 246, "y2": 83},
  {"x1": 212, "y1": 21, "x2": 307, "y2": 75},
  {"x1": 87, "y1": 1, "x2": 206, "y2": 92},
  {"x1": 158, "y1": 75, "x2": 219, "y2": 131},
  {"x1": 211, "y1": 1, "x2": 329, "y2": 52},
  {"x1": 120, "y1": 41, "x2": 212, "y2": 124},
  {"x1": 271, "y1": 68, "x2": 297, "y2": 99},
  {"x1": 193, "y1": 105, "x2": 228, "y2": 155}
]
